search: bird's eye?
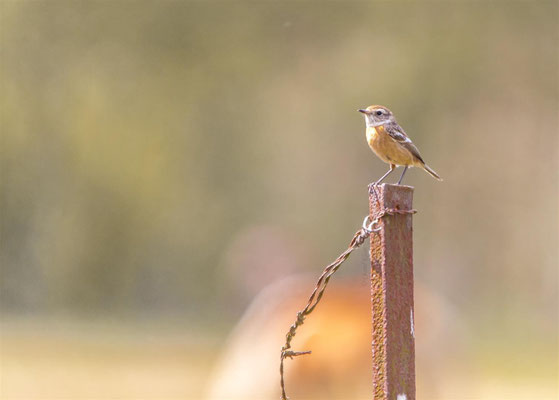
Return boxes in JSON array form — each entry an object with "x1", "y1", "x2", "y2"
[{"x1": 375, "y1": 110, "x2": 383, "y2": 116}]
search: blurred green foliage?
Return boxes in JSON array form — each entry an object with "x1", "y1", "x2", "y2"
[{"x1": 2, "y1": 0, "x2": 557, "y2": 318}]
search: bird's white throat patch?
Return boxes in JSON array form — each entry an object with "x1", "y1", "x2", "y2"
[{"x1": 366, "y1": 119, "x2": 391, "y2": 128}]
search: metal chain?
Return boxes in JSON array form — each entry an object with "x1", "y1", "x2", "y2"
[{"x1": 279, "y1": 207, "x2": 417, "y2": 400}]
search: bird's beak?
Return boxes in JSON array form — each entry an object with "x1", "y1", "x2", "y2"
[{"x1": 358, "y1": 109, "x2": 369, "y2": 114}]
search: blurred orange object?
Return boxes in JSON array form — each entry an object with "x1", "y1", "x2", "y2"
[{"x1": 207, "y1": 276, "x2": 463, "y2": 400}]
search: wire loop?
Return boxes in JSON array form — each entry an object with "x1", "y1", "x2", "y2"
[{"x1": 362, "y1": 215, "x2": 382, "y2": 234}]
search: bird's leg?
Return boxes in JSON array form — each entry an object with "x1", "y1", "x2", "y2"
[
  {"x1": 397, "y1": 166, "x2": 408, "y2": 185},
  {"x1": 376, "y1": 164, "x2": 396, "y2": 185},
  {"x1": 369, "y1": 164, "x2": 396, "y2": 200}
]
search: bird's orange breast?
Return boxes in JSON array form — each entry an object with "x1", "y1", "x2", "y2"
[{"x1": 366, "y1": 126, "x2": 415, "y2": 166}]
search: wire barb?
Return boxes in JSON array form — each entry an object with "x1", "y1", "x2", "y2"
[
  {"x1": 282, "y1": 350, "x2": 312, "y2": 359},
  {"x1": 279, "y1": 207, "x2": 416, "y2": 400}
]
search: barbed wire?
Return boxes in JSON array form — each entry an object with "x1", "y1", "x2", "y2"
[{"x1": 279, "y1": 207, "x2": 417, "y2": 400}]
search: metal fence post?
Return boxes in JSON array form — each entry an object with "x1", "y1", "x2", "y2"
[{"x1": 369, "y1": 183, "x2": 415, "y2": 400}]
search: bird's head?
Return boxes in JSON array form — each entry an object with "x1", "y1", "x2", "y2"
[{"x1": 358, "y1": 105, "x2": 394, "y2": 127}]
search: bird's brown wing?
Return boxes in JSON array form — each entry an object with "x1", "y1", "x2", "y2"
[{"x1": 385, "y1": 123, "x2": 425, "y2": 164}]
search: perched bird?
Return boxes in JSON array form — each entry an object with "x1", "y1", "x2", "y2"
[{"x1": 359, "y1": 105, "x2": 442, "y2": 185}]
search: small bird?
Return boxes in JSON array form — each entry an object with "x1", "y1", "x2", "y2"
[{"x1": 358, "y1": 105, "x2": 442, "y2": 185}]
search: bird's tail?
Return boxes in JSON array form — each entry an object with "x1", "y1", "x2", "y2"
[{"x1": 422, "y1": 164, "x2": 443, "y2": 181}]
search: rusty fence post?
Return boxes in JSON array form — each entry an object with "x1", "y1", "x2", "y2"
[{"x1": 369, "y1": 183, "x2": 415, "y2": 400}]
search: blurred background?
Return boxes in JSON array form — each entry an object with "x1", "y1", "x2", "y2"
[{"x1": 1, "y1": 2, "x2": 557, "y2": 399}]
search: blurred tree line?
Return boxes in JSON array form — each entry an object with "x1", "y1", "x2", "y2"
[{"x1": 1, "y1": 1, "x2": 557, "y2": 340}]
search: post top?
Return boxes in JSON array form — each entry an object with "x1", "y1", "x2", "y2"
[
  {"x1": 368, "y1": 183, "x2": 414, "y2": 192},
  {"x1": 368, "y1": 183, "x2": 414, "y2": 212}
]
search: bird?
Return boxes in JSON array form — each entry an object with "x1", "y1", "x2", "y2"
[{"x1": 358, "y1": 105, "x2": 442, "y2": 185}]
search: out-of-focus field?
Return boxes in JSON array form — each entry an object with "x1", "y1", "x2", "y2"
[
  {"x1": 1, "y1": 315, "x2": 557, "y2": 400},
  {"x1": 1, "y1": 318, "x2": 221, "y2": 399}
]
